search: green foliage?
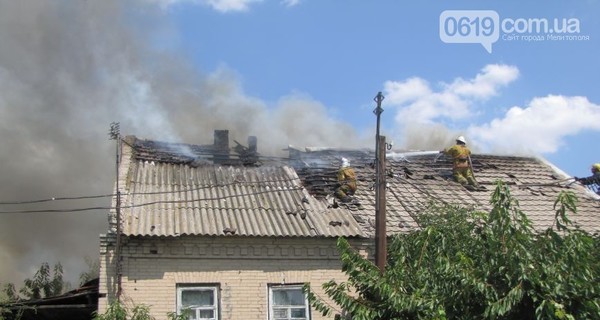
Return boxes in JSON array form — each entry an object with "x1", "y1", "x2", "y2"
[
  {"x1": 79, "y1": 256, "x2": 100, "y2": 286},
  {"x1": 1, "y1": 262, "x2": 70, "y2": 320},
  {"x1": 18, "y1": 262, "x2": 66, "y2": 300},
  {"x1": 0, "y1": 284, "x2": 29, "y2": 320},
  {"x1": 95, "y1": 300, "x2": 193, "y2": 320},
  {"x1": 93, "y1": 300, "x2": 154, "y2": 320},
  {"x1": 2, "y1": 262, "x2": 67, "y2": 302},
  {"x1": 2, "y1": 284, "x2": 18, "y2": 302},
  {"x1": 167, "y1": 308, "x2": 192, "y2": 320},
  {"x1": 93, "y1": 300, "x2": 129, "y2": 320},
  {"x1": 306, "y1": 181, "x2": 600, "y2": 319}
]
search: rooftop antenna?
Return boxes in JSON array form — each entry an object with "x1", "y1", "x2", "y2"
[
  {"x1": 373, "y1": 92, "x2": 387, "y2": 273},
  {"x1": 108, "y1": 122, "x2": 122, "y2": 300}
]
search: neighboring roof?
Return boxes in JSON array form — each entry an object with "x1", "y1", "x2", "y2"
[
  {"x1": 293, "y1": 149, "x2": 600, "y2": 236},
  {"x1": 113, "y1": 135, "x2": 600, "y2": 239},
  {"x1": 0, "y1": 279, "x2": 98, "y2": 320}
]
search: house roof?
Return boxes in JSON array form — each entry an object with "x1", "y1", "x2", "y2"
[
  {"x1": 117, "y1": 136, "x2": 364, "y2": 238},
  {"x1": 114, "y1": 135, "x2": 600, "y2": 239},
  {"x1": 293, "y1": 148, "x2": 600, "y2": 237}
]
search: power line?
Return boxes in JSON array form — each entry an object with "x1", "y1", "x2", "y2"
[
  {"x1": 0, "y1": 206, "x2": 113, "y2": 214},
  {"x1": 0, "y1": 171, "x2": 347, "y2": 206},
  {"x1": 0, "y1": 194, "x2": 114, "y2": 205},
  {"x1": 0, "y1": 185, "x2": 306, "y2": 215},
  {"x1": 0, "y1": 168, "x2": 575, "y2": 207}
]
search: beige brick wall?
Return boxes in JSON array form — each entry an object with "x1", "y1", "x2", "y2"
[{"x1": 99, "y1": 236, "x2": 372, "y2": 320}]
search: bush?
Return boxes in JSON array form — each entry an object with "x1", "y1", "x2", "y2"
[{"x1": 306, "y1": 182, "x2": 600, "y2": 319}]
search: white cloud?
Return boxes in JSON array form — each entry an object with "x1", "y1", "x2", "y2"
[
  {"x1": 143, "y1": 0, "x2": 263, "y2": 12},
  {"x1": 448, "y1": 64, "x2": 519, "y2": 99},
  {"x1": 384, "y1": 64, "x2": 519, "y2": 125},
  {"x1": 385, "y1": 66, "x2": 600, "y2": 156},
  {"x1": 469, "y1": 95, "x2": 600, "y2": 154},
  {"x1": 281, "y1": 0, "x2": 301, "y2": 7},
  {"x1": 384, "y1": 77, "x2": 431, "y2": 105},
  {"x1": 205, "y1": 0, "x2": 262, "y2": 11}
]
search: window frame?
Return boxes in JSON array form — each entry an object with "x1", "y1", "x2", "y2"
[
  {"x1": 176, "y1": 284, "x2": 220, "y2": 320},
  {"x1": 268, "y1": 284, "x2": 311, "y2": 320}
]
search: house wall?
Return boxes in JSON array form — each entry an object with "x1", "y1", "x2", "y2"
[{"x1": 99, "y1": 235, "x2": 371, "y2": 320}]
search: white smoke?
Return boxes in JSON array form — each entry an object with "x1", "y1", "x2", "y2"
[{"x1": 0, "y1": 0, "x2": 363, "y2": 287}]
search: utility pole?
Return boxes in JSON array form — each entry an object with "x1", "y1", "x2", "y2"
[
  {"x1": 373, "y1": 92, "x2": 387, "y2": 272},
  {"x1": 109, "y1": 122, "x2": 122, "y2": 300}
]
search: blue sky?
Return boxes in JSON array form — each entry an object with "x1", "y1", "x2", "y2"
[{"x1": 148, "y1": 0, "x2": 599, "y2": 177}]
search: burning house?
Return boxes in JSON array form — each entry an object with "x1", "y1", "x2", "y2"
[{"x1": 98, "y1": 130, "x2": 600, "y2": 319}]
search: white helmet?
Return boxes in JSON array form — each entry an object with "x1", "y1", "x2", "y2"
[
  {"x1": 341, "y1": 157, "x2": 350, "y2": 168},
  {"x1": 456, "y1": 135, "x2": 466, "y2": 144}
]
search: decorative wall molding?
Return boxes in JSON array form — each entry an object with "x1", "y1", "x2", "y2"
[{"x1": 116, "y1": 237, "x2": 373, "y2": 260}]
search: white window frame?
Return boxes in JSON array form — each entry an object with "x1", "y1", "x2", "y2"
[
  {"x1": 176, "y1": 285, "x2": 219, "y2": 320},
  {"x1": 268, "y1": 284, "x2": 311, "y2": 320}
]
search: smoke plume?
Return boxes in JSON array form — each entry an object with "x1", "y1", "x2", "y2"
[{"x1": 0, "y1": 1, "x2": 365, "y2": 287}]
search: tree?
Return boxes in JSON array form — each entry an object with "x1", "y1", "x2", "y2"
[
  {"x1": 305, "y1": 182, "x2": 600, "y2": 319},
  {"x1": 79, "y1": 256, "x2": 100, "y2": 286},
  {"x1": 18, "y1": 262, "x2": 65, "y2": 300},
  {"x1": 1, "y1": 258, "x2": 101, "y2": 320},
  {"x1": 1, "y1": 262, "x2": 68, "y2": 320}
]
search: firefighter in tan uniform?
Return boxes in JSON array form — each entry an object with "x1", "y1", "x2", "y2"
[
  {"x1": 441, "y1": 136, "x2": 479, "y2": 188},
  {"x1": 335, "y1": 158, "x2": 357, "y2": 202}
]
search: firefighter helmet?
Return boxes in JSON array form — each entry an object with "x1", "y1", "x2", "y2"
[
  {"x1": 456, "y1": 136, "x2": 466, "y2": 144},
  {"x1": 341, "y1": 158, "x2": 350, "y2": 168}
]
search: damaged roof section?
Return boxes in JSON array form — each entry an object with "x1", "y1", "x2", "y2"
[
  {"x1": 289, "y1": 148, "x2": 600, "y2": 236},
  {"x1": 128, "y1": 130, "x2": 263, "y2": 167},
  {"x1": 117, "y1": 134, "x2": 364, "y2": 238},
  {"x1": 113, "y1": 132, "x2": 600, "y2": 240}
]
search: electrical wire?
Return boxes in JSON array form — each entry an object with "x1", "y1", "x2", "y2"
[
  {"x1": 0, "y1": 206, "x2": 113, "y2": 214},
  {"x1": 0, "y1": 185, "x2": 307, "y2": 214},
  {"x1": 1, "y1": 145, "x2": 593, "y2": 214},
  {"x1": 0, "y1": 194, "x2": 114, "y2": 205},
  {"x1": 0, "y1": 174, "x2": 313, "y2": 205}
]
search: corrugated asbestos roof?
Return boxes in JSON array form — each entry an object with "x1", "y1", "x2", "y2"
[
  {"x1": 293, "y1": 149, "x2": 600, "y2": 237},
  {"x1": 115, "y1": 137, "x2": 600, "y2": 239},
  {"x1": 120, "y1": 156, "x2": 363, "y2": 238}
]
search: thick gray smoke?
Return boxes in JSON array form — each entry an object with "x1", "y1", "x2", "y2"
[
  {"x1": 0, "y1": 1, "x2": 367, "y2": 287},
  {"x1": 392, "y1": 123, "x2": 478, "y2": 153}
]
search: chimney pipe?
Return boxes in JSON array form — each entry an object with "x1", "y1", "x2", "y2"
[
  {"x1": 248, "y1": 136, "x2": 257, "y2": 153},
  {"x1": 245, "y1": 136, "x2": 258, "y2": 165},
  {"x1": 214, "y1": 130, "x2": 229, "y2": 164}
]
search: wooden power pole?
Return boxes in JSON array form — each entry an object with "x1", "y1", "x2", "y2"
[
  {"x1": 109, "y1": 122, "x2": 122, "y2": 300},
  {"x1": 373, "y1": 92, "x2": 387, "y2": 272}
]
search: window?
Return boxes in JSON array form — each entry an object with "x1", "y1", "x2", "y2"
[
  {"x1": 269, "y1": 285, "x2": 310, "y2": 320},
  {"x1": 177, "y1": 285, "x2": 219, "y2": 320}
]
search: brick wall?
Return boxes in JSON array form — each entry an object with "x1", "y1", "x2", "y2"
[{"x1": 99, "y1": 235, "x2": 372, "y2": 320}]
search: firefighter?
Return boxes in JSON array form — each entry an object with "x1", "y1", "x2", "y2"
[
  {"x1": 441, "y1": 136, "x2": 479, "y2": 188},
  {"x1": 575, "y1": 163, "x2": 600, "y2": 194},
  {"x1": 593, "y1": 163, "x2": 600, "y2": 175},
  {"x1": 335, "y1": 158, "x2": 357, "y2": 202}
]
